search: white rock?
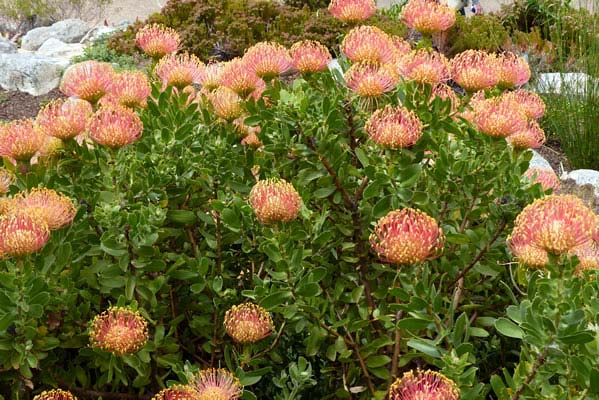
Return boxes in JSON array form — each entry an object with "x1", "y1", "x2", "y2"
[
  {"x1": 21, "y1": 19, "x2": 89, "y2": 51},
  {"x1": 327, "y1": 59, "x2": 342, "y2": 75},
  {"x1": 80, "y1": 26, "x2": 117, "y2": 44},
  {"x1": 536, "y1": 72, "x2": 594, "y2": 95},
  {"x1": 528, "y1": 149, "x2": 553, "y2": 171},
  {"x1": 0, "y1": 37, "x2": 16, "y2": 54},
  {"x1": 561, "y1": 169, "x2": 599, "y2": 196},
  {"x1": 37, "y1": 38, "x2": 85, "y2": 60},
  {"x1": 0, "y1": 53, "x2": 69, "y2": 95}
]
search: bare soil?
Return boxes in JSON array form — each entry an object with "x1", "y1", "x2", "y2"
[{"x1": 0, "y1": 90, "x2": 64, "y2": 121}]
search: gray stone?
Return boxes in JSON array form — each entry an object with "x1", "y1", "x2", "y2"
[
  {"x1": 0, "y1": 53, "x2": 69, "y2": 95},
  {"x1": 21, "y1": 19, "x2": 89, "y2": 51},
  {"x1": 0, "y1": 37, "x2": 16, "y2": 54},
  {"x1": 37, "y1": 38, "x2": 85, "y2": 60},
  {"x1": 561, "y1": 169, "x2": 599, "y2": 196},
  {"x1": 529, "y1": 150, "x2": 553, "y2": 171},
  {"x1": 80, "y1": 26, "x2": 117, "y2": 44}
]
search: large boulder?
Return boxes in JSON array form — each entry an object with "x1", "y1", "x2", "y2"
[
  {"x1": 37, "y1": 38, "x2": 85, "y2": 60},
  {"x1": 529, "y1": 150, "x2": 553, "y2": 171},
  {"x1": 0, "y1": 37, "x2": 16, "y2": 54},
  {"x1": 80, "y1": 26, "x2": 117, "y2": 44},
  {"x1": 21, "y1": 19, "x2": 90, "y2": 51},
  {"x1": 0, "y1": 53, "x2": 69, "y2": 95},
  {"x1": 561, "y1": 169, "x2": 599, "y2": 197}
]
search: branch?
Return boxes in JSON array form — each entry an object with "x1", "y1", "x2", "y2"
[
  {"x1": 512, "y1": 348, "x2": 548, "y2": 400},
  {"x1": 390, "y1": 310, "x2": 404, "y2": 381},
  {"x1": 252, "y1": 321, "x2": 287, "y2": 360}
]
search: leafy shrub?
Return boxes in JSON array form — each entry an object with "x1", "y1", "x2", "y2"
[
  {"x1": 283, "y1": 0, "x2": 329, "y2": 10},
  {"x1": 447, "y1": 14, "x2": 510, "y2": 55},
  {"x1": 72, "y1": 34, "x2": 144, "y2": 70}
]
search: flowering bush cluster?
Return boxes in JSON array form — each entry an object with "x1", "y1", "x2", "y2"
[{"x1": 1, "y1": 0, "x2": 599, "y2": 399}]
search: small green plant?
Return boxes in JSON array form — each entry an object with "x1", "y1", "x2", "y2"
[
  {"x1": 447, "y1": 14, "x2": 510, "y2": 55},
  {"x1": 73, "y1": 34, "x2": 144, "y2": 70}
]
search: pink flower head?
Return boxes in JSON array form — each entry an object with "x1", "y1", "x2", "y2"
[
  {"x1": 249, "y1": 178, "x2": 302, "y2": 224},
  {"x1": 33, "y1": 389, "x2": 77, "y2": 400},
  {"x1": 151, "y1": 385, "x2": 200, "y2": 400},
  {"x1": 0, "y1": 211, "x2": 49, "y2": 257},
  {"x1": 199, "y1": 62, "x2": 223, "y2": 91},
  {"x1": 507, "y1": 120, "x2": 546, "y2": 150},
  {"x1": 219, "y1": 58, "x2": 265, "y2": 98},
  {"x1": 389, "y1": 369, "x2": 460, "y2": 400},
  {"x1": 34, "y1": 136, "x2": 63, "y2": 163},
  {"x1": 108, "y1": 71, "x2": 151, "y2": 109},
  {"x1": 0, "y1": 168, "x2": 15, "y2": 195},
  {"x1": 504, "y1": 89, "x2": 546, "y2": 120},
  {"x1": 210, "y1": 86, "x2": 243, "y2": 121},
  {"x1": 191, "y1": 369, "x2": 243, "y2": 400},
  {"x1": 431, "y1": 83, "x2": 460, "y2": 114},
  {"x1": 370, "y1": 208, "x2": 444, "y2": 265},
  {"x1": 88, "y1": 105, "x2": 143, "y2": 148},
  {"x1": 243, "y1": 42, "x2": 292, "y2": 80},
  {"x1": 0, "y1": 119, "x2": 46, "y2": 162},
  {"x1": 496, "y1": 52, "x2": 531, "y2": 89},
  {"x1": 365, "y1": 105, "x2": 424, "y2": 148},
  {"x1": 224, "y1": 303, "x2": 274, "y2": 344},
  {"x1": 155, "y1": 53, "x2": 205, "y2": 89},
  {"x1": 135, "y1": 23, "x2": 180, "y2": 58},
  {"x1": 469, "y1": 94, "x2": 527, "y2": 138},
  {"x1": 451, "y1": 50, "x2": 499, "y2": 92},
  {"x1": 391, "y1": 36, "x2": 412, "y2": 58},
  {"x1": 89, "y1": 306, "x2": 149, "y2": 356},
  {"x1": 401, "y1": 0, "x2": 456, "y2": 34},
  {"x1": 241, "y1": 132, "x2": 263, "y2": 149},
  {"x1": 523, "y1": 167, "x2": 560, "y2": 192},
  {"x1": 507, "y1": 195, "x2": 598, "y2": 267},
  {"x1": 344, "y1": 62, "x2": 398, "y2": 98},
  {"x1": 289, "y1": 40, "x2": 332, "y2": 74},
  {"x1": 341, "y1": 25, "x2": 397, "y2": 65},
  {"x1": 16, "y1": 188, "x2": 76, "y2": 230},
  {"x1": 37, "y1": 98, "x2": 93, "y2": 140},
  {"x1": 570, "y1": 226, "x2": 599, "y2": 273},
  {"x1": 398, "y1": 48, "x2": 451, "y2": 85},
  {"x1": 60, "y1": 61, "x2": 115, "y2": 103},
  {"x1": 328, "y1": 0, "x2": 376, "y2": 24}
]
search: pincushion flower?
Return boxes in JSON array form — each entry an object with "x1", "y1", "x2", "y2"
[
  {"x1": 155, "y1": 53, "x2": 205, "y2": 89},
  {"x1": 152, "y1": 385, "x2": 200, "y2": 400},
  {"x1": 341, "y1": 25, "x2": 397, "y2": 65},
  {"x1": 16, "y1": 188, "x2": 76, "y2": 230},
  {"x1": 523, "y1": 167, "x2": 560, "y2": 192},
  {"x1": 389, "y1": 369, "x2": 460, "y2": 400},
  {"x1": 0, "y1": 212, "x2": 49, "y2": 257},
  {"x1": 451, "y1": 50, "x2": 499, "y2": 92},
  {"x1": 241, "y1": 133, "x2": 263, "y2": 149},
  {"x1": 192, "y1": 369, "x2": 242, "y2": 400},
  {"x1": 469, "y1": 95, "x2": 527, "y2": 138},
  {"x1": 199, "y1": 62, "x2": 223, "y2": 91},
  {"x1": 496, "y1": 52, "x2": 531, "y2": 89},
  {"x1": 136, "y1": 23, "x2": 180, "y2": 58},
  {"x1": 0, "y1": 119, "x2": 46, "y2": 162},
  {"x1": 365, "y1": 105, "x2": 424, "y2": 148},
  {"x1": 504, "y1": 89, "x2": 546, "y2": 120},
  {"x1": 431, "y1": 84, "x2": 460, "y2": 114},
  {"x1": 33, "y1": 389, "x2": 77, "y2": 400},
  {"x1": 507, "y1": 120, "x2": 546, "y2": 150},
  {"x1": 571, "y1": 228, "x2": 599, "y2": 273},
  {"x1": 89, "y1": 306, "x2": 149, "y2": 356},
  {"x1": 328, "y1": 0, "x2": 376, "y2": 24},
  {"x1": 249, "y1": 178, "x2": 302, "y2": 224},
  {"x1": 34, "y1": 136, "x2": 63, "y2": 163},
  {"x1": 88, "y1": 105, "x2": 143, "y2": 148},
  {"x1": 401, "y1": 0, "x2": 456, "y2": 34},
  {"x1": 370, "y1": 208, "x2": 444, "y2": 265},
  {"x1": 391, "y1": 36, "x2": 412, "y2": 58},
  {"x1": 37, "y1": 98, "x2": 93, "y2": 140},
  {"x1": 59, "y1": 61, "x2": 115, "y2": 103},
  {"x1": 0, "y1": 168, "x2": 14, "y2": 195},
  {"x1": 398, "y1": 49, "x2": 451, "y2": 85},
  {"x1": 233, "y1": 117, "x2": 260, "y2": 137},
  {"x1": 224, "y1": 303, "x2": 274, "y2": 344},
  {"x1": 344, "y1": 62, "x2": 398, "y2": 98},
  {"x1": 507, "y1": 195, "x2": 598, "y2": 267},
  {"x1": 0, "y1": 197, "x2": 15, "y2": 215},
  {"x1": 210, "y1": 87, "x2": 244, "y2": 121},
  {"x1": 289, "y1": 40, "x2": 332, "y2": 73},
  {"x1": 219, "y1": 58, "x2": 266, "y2": 98},
  {"x1": 108, "y1": 71, "x2": 151, "y2": 108},
  {"x1": 243, "y1": 42, "x2": 292, "y2": 79}
]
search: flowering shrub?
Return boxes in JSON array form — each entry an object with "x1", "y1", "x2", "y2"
[{"x1": 1, "y1": 6, "x2": 599, "y2": 400}]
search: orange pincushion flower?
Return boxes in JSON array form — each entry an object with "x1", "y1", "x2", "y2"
[
  {"x1": 328, "y1": 0, "x2": 376, "y2": 24},
  {"x1": 249, "y1": 178, "x2": 302, "y2": 224},
  {"x1": 451, "y1": 50, "x2": 499, "y2": 92},
  {"x1": 344, "y1": 62, "x2": 398, "y2": 98},
  {"x1": 191, "y1": 369, "x2": 242, "y2": 400},
  {"x1": 151, "y1": 385, "x2": 200, "y2": 400},
  {"x1": 523, "y1": 167, "x2": 560, "y2": 192},
  {"x1": 469, "y1": 95, "x2": 528, "y2": 138},
  {"x1": 370, "y1": 208, "x2": 444, "y2": 265},
  {"x1": 89, "y1": 306, "x2": 149, "y2": 356},
  {"x1": 341, "y1": 25, "x2": 397, "y2": 65},
  {"x1": 401, "y1": 0, "x2": 456, "y2": 34},
  {"x1": 0, "y1": 212, "x2": 49, "y2": 257},
  {"x1": 431, "y1": 84, "x2": 460, "y2": 113},
  {"x1": 16, "y1": 188, "x2": 76, "y2": 230},
  {"x1": 224, "y1": 303, "x2": 274, "y2": 344},
  {"x1": 365, "y1": 105, "x2": 424, "y2": 148},
  {"x1": 290, "y1": 40, "x2": 332, "y2": 73},
  {"x1": 210, "y1": 87, "x2": 243, "y2": 121},
  {"x1": 219, "y1": 58, "x2": 266, "y2": 98},
  {"x1": 60, "y1": 61, "x2": 115, "y2": 103},
  {"x1": 108, "y1": 71, "x2": 151, "y2": 108},
  {"x1": 37, "y1": 98, "x2": 93, "y2": 140},
  {"x1": 33, "y1": 389, "x2": 77, "y2": 400},
  {"x1": 136, "y1": 24, "x2": 179, "y2": 58},
  {"x1": 34, "y1": 136, "x2": 63, "y2": 163},
  {"x1": 155, "y1": 53, "x2": 205, "y2": 89},
  {"x1": 398, "y1": 49, "x2": 451, "y2": 85},
  {"x1": 570, "y1": 227, "x2": 599, "y2": 273},
  {"x1": 88, "y1": 105, "x2": 143, "y2": 148},
  {"x1": 0, "y1": 168, "x2": 14, "y2": 195},
  {"x1": 496, "y1": 52, "x2": 531, "y2": 89},
  {"x1": 391, "y1": 36, "x2": 412, "y2": 58},
  {"x1": 504, "y1": 89, "x2": 546, "y2": 120},
  {"x1": 199, "y1": 62, "x2": 223, "y2": 91},
  {"x1": 507, "y1": 120, "x2": 546, "y2": 150},
  {"x1": 241, "y1": 133, "x2": 263, "y2": 149},
  {"x1": 0, "y1": 119, "x2": 46, "y2": 162},
  {"x1": 389, "y1": 370, "x2": 460, "y2": 400},
  {"x1": 243, "y1": 42, "x2": 292, "y2": 79},
  {"x1": 0, "y1": 197, "x2": 15, "y2": 215}
]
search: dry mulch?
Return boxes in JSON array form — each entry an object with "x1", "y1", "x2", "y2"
[{"x1": 0, "y1": 89, "x2": 64, "y2": 121}]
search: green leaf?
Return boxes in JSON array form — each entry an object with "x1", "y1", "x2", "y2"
[
  {"x1": 407, "y1": 338, "x2": 441, "y2": 358},
  {"x1": 558, "y1": 331, "x2": 595, "y2": 345},
  {"x1": 167, "y1": 210, "x2": 197, "y2": 225},
  {"x1": 354, "y1": 147, "x2": 369, "y2": 167},
  {"x1": 590, "y1": 368, "x2": 599, "y2": 394},
  {"x1": 366, "y1": 355, "x2": 391, "y2": 368},
  {"x1": 313, "y1": 186, "x2": 337, "y2": 198},
  {"x1": 260, "y1": 290, "x2": 293, "y2": 310},
  {"x1": 396, "y1": 318, "x2": 432, "y2": 330},
  {"x1": 494, "y1": 318, "x2": 523, "y2": 339}
]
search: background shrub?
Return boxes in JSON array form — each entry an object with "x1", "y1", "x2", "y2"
[{"x1": 447, "y1": 14, "x2": 511, "y2": 55}]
